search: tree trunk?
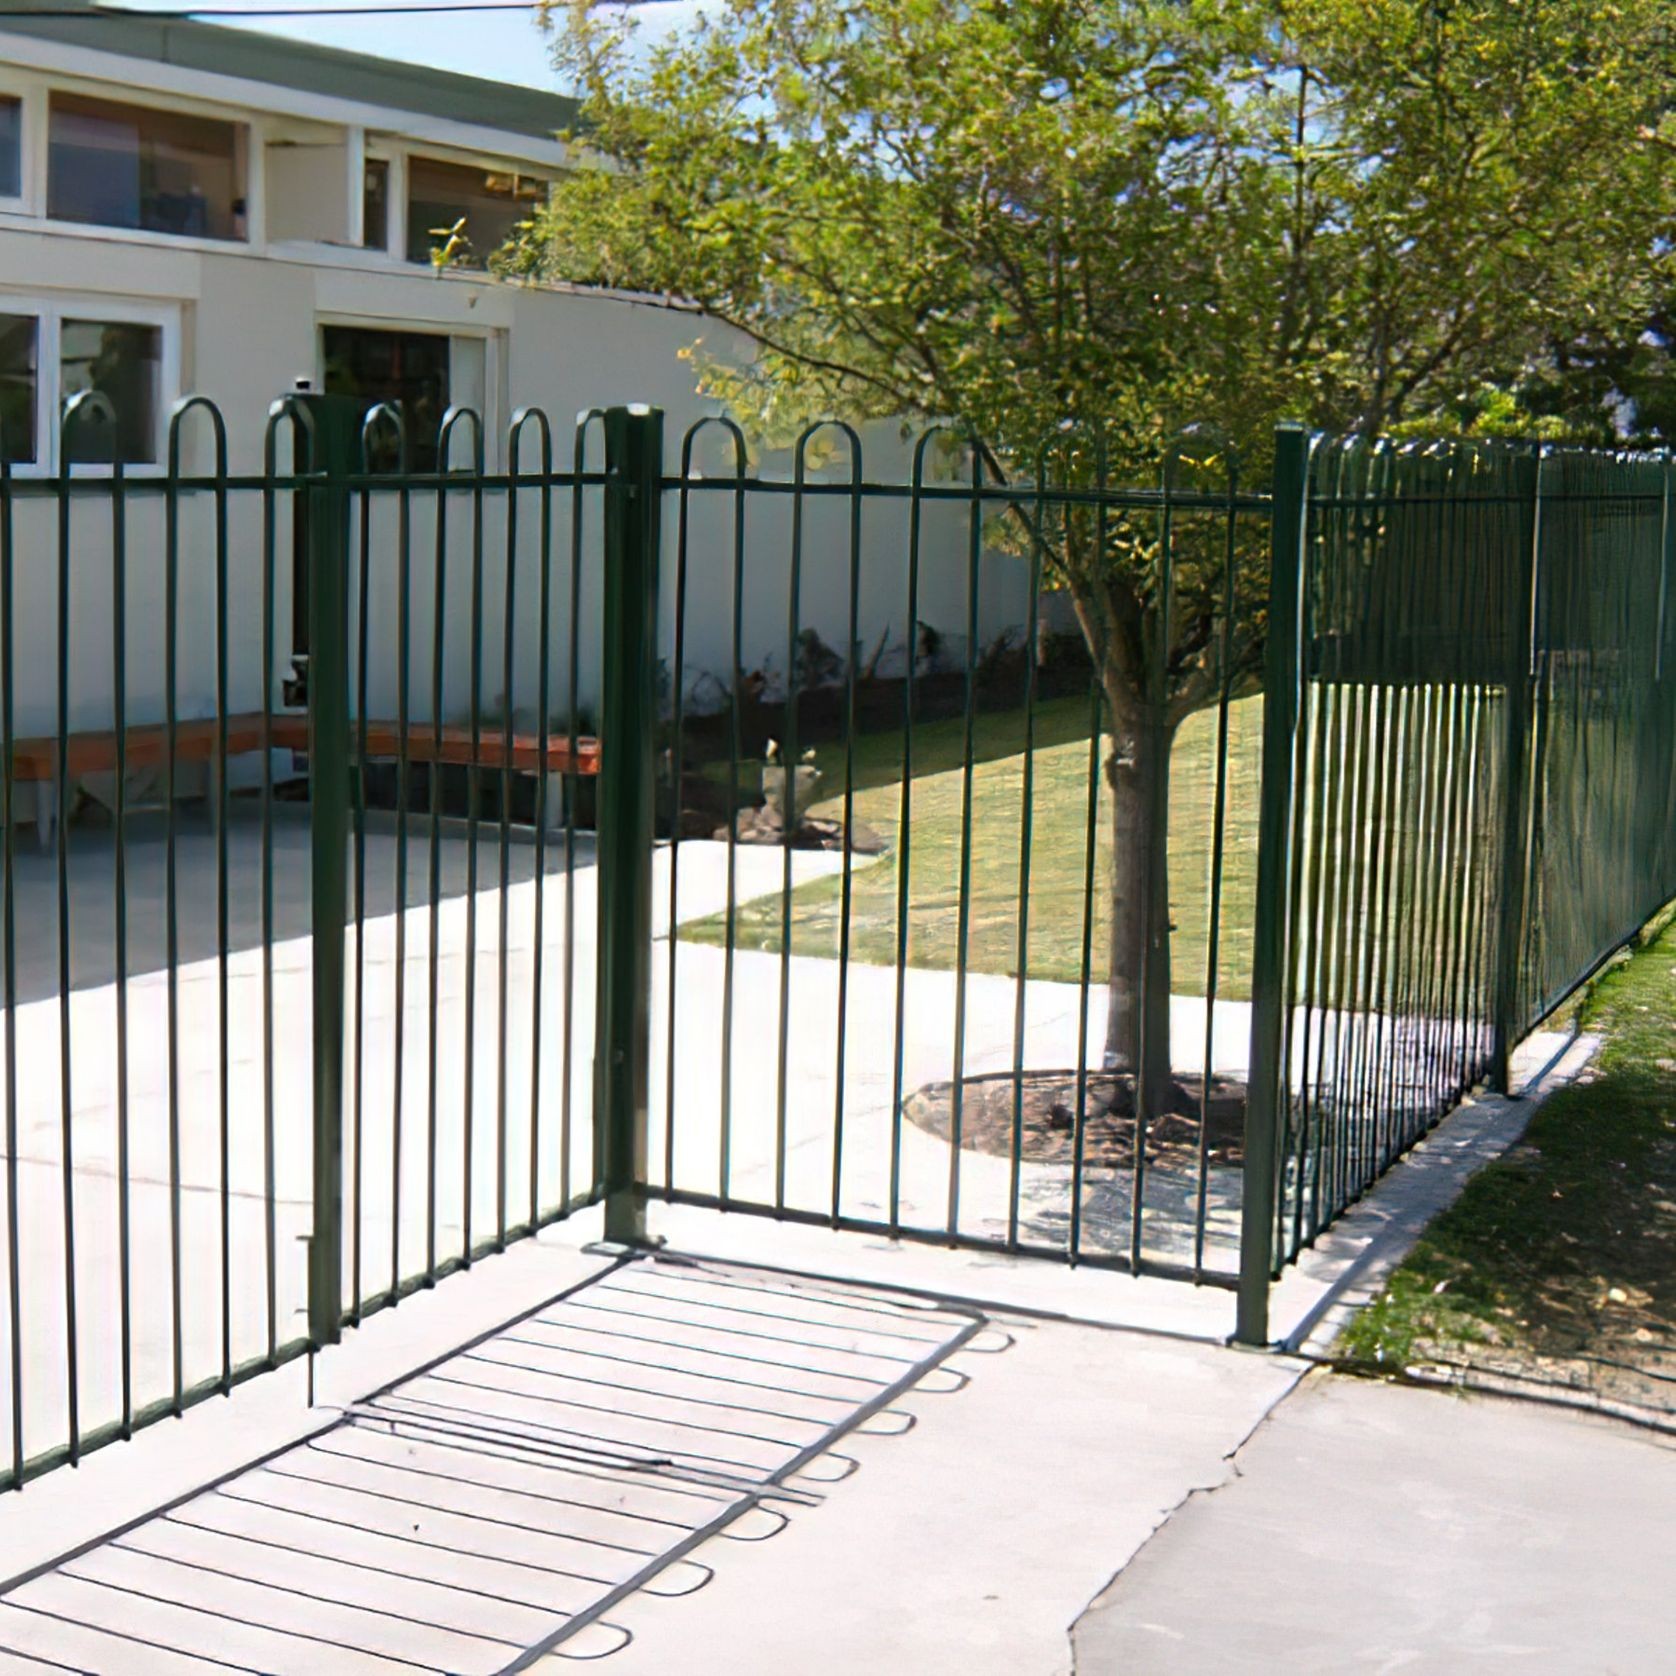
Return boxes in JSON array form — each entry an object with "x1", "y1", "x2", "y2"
[{"x1": 1104, "y1": 704, "x2": 1177, "y2": 1116}]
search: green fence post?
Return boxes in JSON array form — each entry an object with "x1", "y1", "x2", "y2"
[
  {"x1": 596, "y1": 405, "x2": 662, "y2": 1245},
  {"x1": 295, "y1": 387, "x2": 360, "y2": 1347},
  {"x1": 1489, "y1": 446, "x2": 1543, "y2": 1094},
  {"x1": 1237, "y1": 423, "x2": 1312, "y2": 1347}
]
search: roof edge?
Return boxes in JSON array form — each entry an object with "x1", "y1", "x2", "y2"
[{"x1": 0, "y1": 5, "x2": 580, "y2": 142}]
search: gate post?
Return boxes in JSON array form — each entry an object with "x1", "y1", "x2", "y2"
[
  {"x1": 1237, "y1": 424, "x2": 1312, "y2": 1347},
  {"x1": 294, "y1": 388, "x2": 360, "y2": 1348},
  {"x1": 596, "y1": 405, "x2": 662, "y2": 1245},
  {"x1": 1489, "y1": 445, "x2": 1544, "y2": 1094}
]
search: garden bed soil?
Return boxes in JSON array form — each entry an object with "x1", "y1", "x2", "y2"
[{"x1": 903, "y1": 1069, "x2": 1248, "y2": 1169}]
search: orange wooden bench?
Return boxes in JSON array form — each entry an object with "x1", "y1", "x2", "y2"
[
  {"x1": 261, "y1": 714, "x2": 601, "y2": 778},
  {"x1": 10, "y1": 713, "x2": 600, "y2": 850}
]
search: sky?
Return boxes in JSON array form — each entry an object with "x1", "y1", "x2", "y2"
[{"x1": 115, "y1": 0, "x2": 710, "y2": 91}]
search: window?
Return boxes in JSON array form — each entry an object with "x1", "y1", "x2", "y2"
[
  {"x1": 48, "y1": 92, "x2": 247, "y2": 241},
  {"x1": 0, "y1": 298, "x2": 175, "y2": 470},
  {"x1": 362, "y1": 158, "x2": 389, "y2": 250},
  {"x1": 405, "y1": 157, "x2": 545, "y2": 267},
  {"x1": 60, "y1": 320, "x2": 163, "y2": 465},
  {"x1": 323, "y1": 324, "x2": 452, "y2": 471},
  {"x1": 0, "y1": 314, "x2": 36, "y2": 466},
  {"x1": 0, "y1": 96, "x2": 20, "y2": 201}
]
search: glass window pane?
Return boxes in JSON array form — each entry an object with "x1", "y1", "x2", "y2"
[
  {"x1": 321, "y1": 324, "x2": 451, "y2": 471},
  {"x1": 405, "y1": 157, "x2": 546, "y2": 267},
  {"x1": 48, "y1": 93, "x2": 247, "y2": 241},
  {"x1": 0, "y1": 97, "x2": 20, "y2": 200},
  {"x1": 363, "y1": 158, "x2": 389, "y2": 250},
  {"x1": 0, "y1": 313, "x2": 38, "y2": 467},
  {"x1": 61, "y1": 320, "x2": 162, "y2": 465}
]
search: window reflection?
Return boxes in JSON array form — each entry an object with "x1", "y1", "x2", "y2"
[
  {"x1": 405, "y1": 157, "x2": 545, "y2": 267},
  {"x1": 48, "y1": 92, "x2": 247, "y2": 241},
  {"x1": 61, "y1": 320, "x2": 162, "y2": 465}
]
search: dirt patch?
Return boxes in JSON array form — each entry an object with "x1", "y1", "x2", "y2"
[{"x1": 903, "y1": 1070, "x2": 1247, "y2": 1169}]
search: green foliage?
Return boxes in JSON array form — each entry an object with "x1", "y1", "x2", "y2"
[
  {"x1": 529, "y1": 0, "x2": 1672, "y2": 452},
  {"x1": 524, "y1": 0, "x2": 1673, "y2": 713}
]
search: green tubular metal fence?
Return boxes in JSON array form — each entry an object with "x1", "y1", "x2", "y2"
[
  {"x1": 0, "y1": 392, "x2": 1670, "y2": 1486},
  {"x1": 652, "y1": 418, "x2": 1269, "y2": 1283},
  {"x1": 0, "y1": 385, "x2": 611, "y2": 1492},
  {"x1": 1236, "y1": 431, "x2": 1676, "y2": 1344}
]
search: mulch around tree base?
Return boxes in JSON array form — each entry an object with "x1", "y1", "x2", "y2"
[{"x1": 903, "y1": 1070, "x2": 1248, "y2": 1169}]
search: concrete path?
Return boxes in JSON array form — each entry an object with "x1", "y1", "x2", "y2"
[
  {"x1": 0, "y1": 1012, "x2": 1628, "y2": 1675},
  {"x1": 534, "y1": 1275, "x2": 1304, "y2": 1676},
  {"x1": 0, "y1": 822, "x2": 1250, "y2": 1470},
  {"x1": 1072, "y1": 1371, "x2": 1676, "y2": 1675}
]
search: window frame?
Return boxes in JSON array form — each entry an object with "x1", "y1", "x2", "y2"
[
  {"x1": 0, "y1": 71, "x2": 38, "y2": 215},
  {"x1": 0, "y1": 292, "x2": 181, "y2": 477},
  {"x1": 315, "y1": 314, "x2": 506, "y2": 469}
]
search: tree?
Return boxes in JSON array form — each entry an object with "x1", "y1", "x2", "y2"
[{"x1": 521, "y1": 0, "x2": 1674, "y2": 1108}]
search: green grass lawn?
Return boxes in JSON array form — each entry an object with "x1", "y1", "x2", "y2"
[
  {"x1": 680, "y1": 692, "x2": 1265, "y2": 1000},
  {"x1": 1337, "y1": 910, "x2": 1676, "y2": 1409}
]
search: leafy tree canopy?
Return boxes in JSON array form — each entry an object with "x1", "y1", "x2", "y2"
[{"x1": 522, "y1": 0, "x2": 1675, "y2": 468}]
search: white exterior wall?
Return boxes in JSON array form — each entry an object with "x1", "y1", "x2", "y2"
[
  {"x1": 0, "y1": 37, "x2": 1031, "y2": 745},
  {"x1": 1, "y1": 235, "x2": 1031, "y2": 739}
]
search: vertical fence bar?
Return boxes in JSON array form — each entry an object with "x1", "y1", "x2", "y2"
[
  {"x1": 0, "y1": 448, "x2": 17, "y2": 1484},
  {"x1": 1070, "y1": 452, "x2": 1108, "y2": 1265},
  {"x1": 1007, "y1": 459, "x2": 1046, "y2": 1249},
  {"x1": 563, "y1": 416, "x2": 603, "y2": 1211},
  {"x1": 1131, "y1": 452, "x2": 1177, "y2": 1268},
  {"x1": 775, "y1": 435, "x2": 810, "y2": 1214},
  {"x1": 425, "y1": 423, "x2": 448, "y2": 1282},
  {"x1": 54, "y1": 397, "x2": 96, "y2": 1457},
  {"x1": 162, "y1": 416, "x2": 185, "y2": 1414},
  {"x1": 0, "y1": 445, "x2": 15, "y2": 1481},
  {"x1": 946, "y1": 447, "x2": 983, "y2": 1241},
  {"x1": 1490, "y1": 446, "x2": 1544, "y2": 1093},
  {"x1": 1195, "y1": 450, "x2": 1239, "y2": 1274},
  {"x1": 831, "y1": 432, "x2": 863, "y2": 1228},
  {"x1": 596, "y1": 405, "x2": 661, "y2": 1245},
  {"x1": 369, "y1": 406, "x2": 410, "y2": 1300},
  {"x1": 666, "y1": 439, "x2": 693, "y2": 1198},
  {"x1": 261, "y1": 401, "x2": 303, "y2": 1364},
  {"x1": 300, "y1": 392, "x2": 358, "y2": 1348},
  {"x1": 1237, "y1": 424, "x2": 1312, "y2": 1346},
  {"x1": 712, "y1": 421, "x2": 747, "y2": 1210},
  {"x1": 496, "y1": 424, "x2": 517, "y2": 1252},
  {"x1": 457, "y1": 410, "x2": 486, "y2": 1266},
  {"x1": 511, "y1": 408, "x2": 552, "y2": 1232},
  {"x1": 350, "y1": 441, "x2": 371, "y2": 1318},
  {"x1": 888, "y1": 433, "x2": 939, "y2": 1232},
  {"x1": 110, "y1": 453, "x2": 132, "y2": 1433}
]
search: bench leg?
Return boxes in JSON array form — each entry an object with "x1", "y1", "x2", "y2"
[
  {"x1": 35, "y1": 775, "x2": 54, "y2": 854},
  {"x1": 542, "y1": 770, "x2": 567, "y2": 835}
]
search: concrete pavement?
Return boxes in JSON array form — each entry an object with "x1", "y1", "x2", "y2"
[
  {"x1": 557, "y1": 1304, "x2": 1304, "y2": 1676},
  {"x1": 1072, "y1": 1370, "x2": 1676, "y2": 1676}
]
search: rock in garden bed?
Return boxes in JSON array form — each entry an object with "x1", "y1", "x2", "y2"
[{"x1": 713, "y1": 803, "x2": 888, "y2": 853}]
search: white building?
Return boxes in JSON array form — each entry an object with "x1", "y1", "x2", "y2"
[{"x1": 0, "y1": 5, "x2": 1029, "y2": 785}]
